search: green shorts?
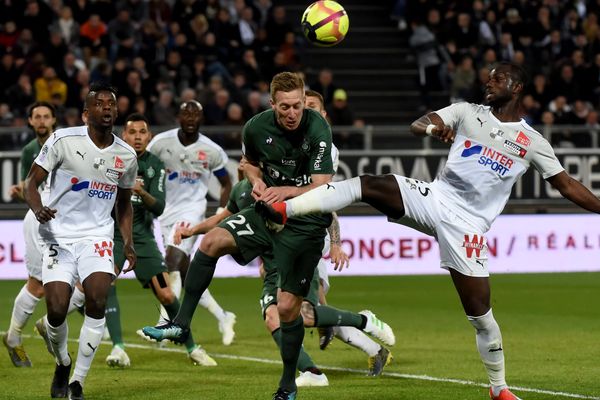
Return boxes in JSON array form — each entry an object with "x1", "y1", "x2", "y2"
[
  {"x1": 114, "y1": 237, "x2": 166, "y2": 288},
  {"x1": 218, "y1": 207, "x2": 274, "y2": 265},
  {"x1": 272, "y1": 223, "x2": 325, "y2": 298},
  {"x1": 259, "y1": 257, "x2": 319, "y2": 318}
]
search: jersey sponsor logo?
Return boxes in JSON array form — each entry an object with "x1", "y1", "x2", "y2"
[
  {"x1": 94, "y1": 240, "x2": 113, "y2": 257},
  {"x1": 197, "y1": 150, "x2": 206, "y2": 160},
  {"x1": 281, "y1": 158, "x2": 296, "y2": 166},
  {"x1": 167, "y1": 169, "x2": 201, "y2": 184},
  {"x1": 168, "y1": 171, "x2": 178, "y2": 180},
  {"x1": 503, "y1": 140, "x2": 527, "y2": 158},
  {"x1": 516, "y1": 131, "x2": 531, "y2": 146},
  {"x1": 114, "y1": 156, "x2": 125, "y2": 169},
  {"x1": 462, "y1": 234, "x2": 485, "y2": 258},
  {"x1": 314, "y1": 142, "x2": 327, "y2": 170},
  {"x1": 461, "y1": 140, "x2": 514, "y2": 176},
  {"x1": 105, "y1": 168, "x2": 122, "y2": 179},
  {"x1": 70, "y1": 177, "x2": 117, "y2": 199}
]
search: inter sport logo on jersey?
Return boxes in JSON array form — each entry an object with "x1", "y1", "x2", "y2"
[
  {"x1": 460, "y1": 140, "x2": 514, "y2": 176},
  {"x1": 166, "y1": 170, "x2": 201, "y2": 184},
  {"x1": 70, "y1": 177, "x2": 117, "y2": 199}
]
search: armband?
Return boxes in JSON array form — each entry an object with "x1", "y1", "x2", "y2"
[{"x1": 425, "y1": 124, "x2": 436, "y2": 136}]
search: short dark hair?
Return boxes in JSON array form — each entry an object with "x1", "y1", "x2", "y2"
[
  {"x1": 27, "y1": 101, "x2": 56, "y2": 119},
  {"x1": 496, "y1": 61, "x2": 528, "y2": 87},
  {"x1": 305, "y1": 89, "x2": 324, "y2": 109},
  {"x1": 86, "y1": 82, "x2": 118, "y2": 105},
  {"x1": 125, "y1": 112, "x2": 149, "y2": 125}
]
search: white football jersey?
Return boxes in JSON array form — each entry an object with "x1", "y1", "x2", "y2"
[
  {"x1": 35, "y1": 126, "x2": 138, "y2": 242},
  {"x1": 147, "y1": 129, "x2": 229, "y2": 225},
  {"x1": 434, "y1": 102, "x2": 564, "y2": 232}
]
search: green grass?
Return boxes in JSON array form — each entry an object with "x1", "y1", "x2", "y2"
[{"x1": 1, "y1": 273, "x2": 599, "y2": 399}]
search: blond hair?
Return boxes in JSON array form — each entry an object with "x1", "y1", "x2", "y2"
[{"x1": 270, "y1": 72, "x2": 305, "y2": 100}]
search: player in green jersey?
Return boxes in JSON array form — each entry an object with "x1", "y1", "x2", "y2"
[
  {"x1": 105, "y1": 113, "x2": 216, "y2": 368},
  {"x1": 143, "y1": 73, "x2": 394, "y2": 400}
]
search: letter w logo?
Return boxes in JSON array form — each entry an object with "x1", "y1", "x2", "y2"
[
  {"x1": 94, "y1": 241, "x2": 113, "y2": 257},
  {"x1": 463, "y1": 234, "x2": 485, "y2": 258}
]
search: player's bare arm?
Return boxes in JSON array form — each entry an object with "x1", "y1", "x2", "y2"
[
  {"x1": 173, "y1": 208, "x2": 233, "y2": 245},
  {"x1": 244, "y1": 160, "x2": 268, "y2": 199},
  {"x1": 328, "y1": 212, "x2": 349, "y2": 271},
  {"x1": 258, "y1": 173, "x2": 332, "y2": 204},
  {"x1": 9, "y1": 182, "x2": 25, "y2": 201},
  {"x1": 546, "y1": 171, "x2": 600, "y2": 213},
  {"x1": 115, "y1": 188, "x2": 136, "y2": 272},
  {"x1": 24, "y1": 163, "x2": 55, "y2": 223},
  {"x1": 410, "y1": 112, "x2": 456, "y2": 143},
  {"x1": 216, "y1": 172, "x2": 232, "y2": 208}
]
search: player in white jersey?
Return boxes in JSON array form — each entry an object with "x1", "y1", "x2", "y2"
[
  {"x1": 257, "y1": 62, "x2": 600, "y2": 400},
  {"x1": 304, "y1": 90, "x2": 393, "y2": 377},
  {"x1": 147, "y1": 100, "x2": 236, "y2": 345},
  {"x1": 24, "y1": 83, "x2": 138, "y2": 400}
]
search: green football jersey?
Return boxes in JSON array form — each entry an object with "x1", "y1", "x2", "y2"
[
  {"x1": 114, "y1": 151, "x2": 166, "y2": 250},
  {"x1": 20, "y1": 138, "x2": 43, "y2": 181},
  {"x1": 242, "y1": 109, "x2": 333, "y2": 229},
  {"x1": 226, "y1": 178, "x2": 254, "y2": 214}
]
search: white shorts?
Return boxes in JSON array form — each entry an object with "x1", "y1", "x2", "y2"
[
  {"x1": 391, "y1": 175, "x2": 489, "y2": 277},
  {"x1": 24, "y1": 210, "x2": 44, "y2": 281},
  {"x1": 161, "y1": 219, "x2": 201, "y2": 256},
  {"x1": 42, "y1": 238, "x2": 116, "y2": 286}
]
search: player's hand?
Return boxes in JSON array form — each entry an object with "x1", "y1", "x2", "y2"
[
  {"x1": 122, "y1": 243, "x2": 136, "y2": 273},
  {"x1": 9, "y1": 185, "x2": 23, "y2": 200},
  {"x1": 258, "y1": 186, "x2": 292, "y2": 204},
  {"x1": 34, "y1": 206, "x2": 57, "y2": 224},
  {"x1": 431, "y1": 125, "x2": 456, "y2": 144},
  {"x1": 329, "y1": 244, "x2": 349, "y2": 271},
  {"x1": 132, "y1": 179, "x2": 144, "y2": 194},
  {"x1": 173, "y1": 226, "x2": 194, "y2": 245},
  {"x1": 251, "y1": 180, "x2": 267, "y2": 200}
]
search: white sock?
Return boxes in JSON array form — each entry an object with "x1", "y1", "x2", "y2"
[
  {"x1": 67, "y1": 286, "x2": 85, "y2": 314},
  {"x1": 334, "y1": 326, "x2": 380, "y2": 356},
  {"x1": 199, "y1": 289, "x2": 227, "y2": 321},
  {"x1": 46, "y1": 317, "x2": 71, "y2": 366},
  {"x1": 158, "y1": 271, "x2": 183, "y2": 325},
  {"x1": 286, "y1": 177, "x2": 362, "y2": 217},
  {"x1": 7, "y1": 285, "x2": 41, "y2": 347},
  {"x1": 468, "y1": 309, "x2": 507, "y2": 390},
  {"x1": 71, "y1": 316, "x2": 105, "y2": 385}
]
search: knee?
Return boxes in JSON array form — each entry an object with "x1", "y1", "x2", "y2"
[
  {"x1": 277, "y1": 294, "x2": 301, "y2": 322},
  {"x1": 199, "y1": 229, "x2": 230, "y2": 257},
  {"x1": 264, "y1": 305, "x2": 280, "y2": 332},
  {"x1": 85, "y1": 296, "x2": 107, "y2": 318},
  {"x1": 46, "y1": 297, "x2": 69, "y2": 326}
]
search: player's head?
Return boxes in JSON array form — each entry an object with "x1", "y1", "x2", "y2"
[
  {"x1": 305, "y1": 89, "x2": 327, "y2": 118},
  {"x1": 27, "y1": 101, "x2": 56, "y2": 139},
  {"x1": 178, "y1": 100, "x2": 203, "y2": 135},
  {"x1": 84, "y1": 82, "x2": 118, "y2": 129},
  {"x1": 485, "y1": 62, "x2": 528, "y2": 107},
  {"x1": 270, "y1": 72, "x2": 305, "y2": 131},
  {"x1": 122, "y1": 113, "x2": 151, "y2": 155}
]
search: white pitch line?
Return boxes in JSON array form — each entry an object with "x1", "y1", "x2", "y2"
[{"x1": 9, "y1": 333, "x2": 599, "y2": 400}]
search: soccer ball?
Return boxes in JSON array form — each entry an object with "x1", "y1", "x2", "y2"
[{"x1": 301, "y1": 1, "x2": 349, "y2": 47}]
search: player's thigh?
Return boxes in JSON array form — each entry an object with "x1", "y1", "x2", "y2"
[
  {"x1": 275, "y1": 229, "x2": 324, "y2": 298},
  {"x1": 134, "y1": 253, "x2": 167, "y2": 288},
  {"x1": 162, "y1": 220, "x2": 197, "y2": 257},
  {"x1": 42, "y1": 242, "x2": 78, "y2": 287},
  {"x1": 75, "y1": 238, "x2": 116, "y2": 284},
  {"x1": 217, "y1": 207, "x2": 273, "y2": 265},
  {"x1": 23, "y1": 211, "x2": 44, "y2": 281},
  {"x1": 389, "y1": 175, "x2": 439, "y2": 235},
  {"x1": 437, "y1": 210, "x2": 489, "y2": 278}
]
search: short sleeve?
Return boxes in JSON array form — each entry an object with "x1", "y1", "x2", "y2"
[
  {"x1": 20, "y1": 146, "x2": 34, "y2": 181},
  {"x1": 530, "y1": 138, "x2": 565, "y2": 179},
  {"x1": 242, "y1": 122, "x2": 258, "y2": 162},
  {"x1": 119, "y1": 158, "x2": 138, "y2": 189},
  {"x1": 210, "y1": 146, "x2": 229, "y2": 172},
  {"x1": 434, "y1": 102, "x2": 469, "y2": 130},
  {"x1": 34, "y1": 135, "x2": 61, "y2": 174}
]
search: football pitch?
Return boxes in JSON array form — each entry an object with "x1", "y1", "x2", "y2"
[{"x1": 0, "y1": 273, "x2": 598, "y2": 400}]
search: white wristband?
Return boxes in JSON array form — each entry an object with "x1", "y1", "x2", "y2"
[
  {"x1": 425, "y1": 124, "x2": 436, "y2": 136},
  {"x1": 216, "y1": 206, "x2": 225, "y2": 215}
]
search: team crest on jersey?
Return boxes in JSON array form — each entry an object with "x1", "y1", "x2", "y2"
[
  {"x1": 489, "y1": 127, "x2": 504, "y2": 141},
  {"x1": 114, "y1": 156, "x2": 125, "y2": 169},
  {"x1": 516, "y1": 131, "x2": 531, "y2": 146},
  {"x1": 146, "y1": 166, "x2": 155, "y2": 178},
  {"x1": 301, "y1": 140, "x2": 309, "y2": 151},
  {"x1": 93, "y1": 158, "x2": 105, "y2": 170}
]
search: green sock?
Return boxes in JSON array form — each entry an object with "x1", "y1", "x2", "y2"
[
  {"x1": 314, "y1": 305, "x2": 364, "y2": 328},
  {"x1": 278, "y1": 316, "x2": 304, "y2": 391},
  {"x1": 163, "y1": 298, "x2": 197, "y2": 352},
  {"x1": 105, "y1": 285, "x2": 123, "y2": 346},
  {"x1": 174, "y1": 250, "x2": 218, "y2": 328},
  {"x1": 272, "y1": 328, "x2": 316, "y2": 372}
]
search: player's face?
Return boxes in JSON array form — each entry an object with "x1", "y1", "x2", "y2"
[
  {"x1": 28, "y1": 106, "x2": 55, "y2": 138},
  {"x1": 485, "y1": 67, "x2": 516, "y2": 106},
  {"x1": 271, "y1": 88, "x2": 304, "y2": 131},
  {"x1": 85, "y1": 91, "x2": 117, "y2": 128},
  {"x1": 122, "y1": 120, "x2": 151, "y2": 155},
  {"x1": 179, "y1": 104, "x2": 203, "y2": 135},
  {"x1": 305, "y1": 96, "x2": 326, "y2": 117}
]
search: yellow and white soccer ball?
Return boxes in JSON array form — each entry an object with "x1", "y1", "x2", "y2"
[{"x1": 301, "y1": 1, "x2": 349, "y2": 47}]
